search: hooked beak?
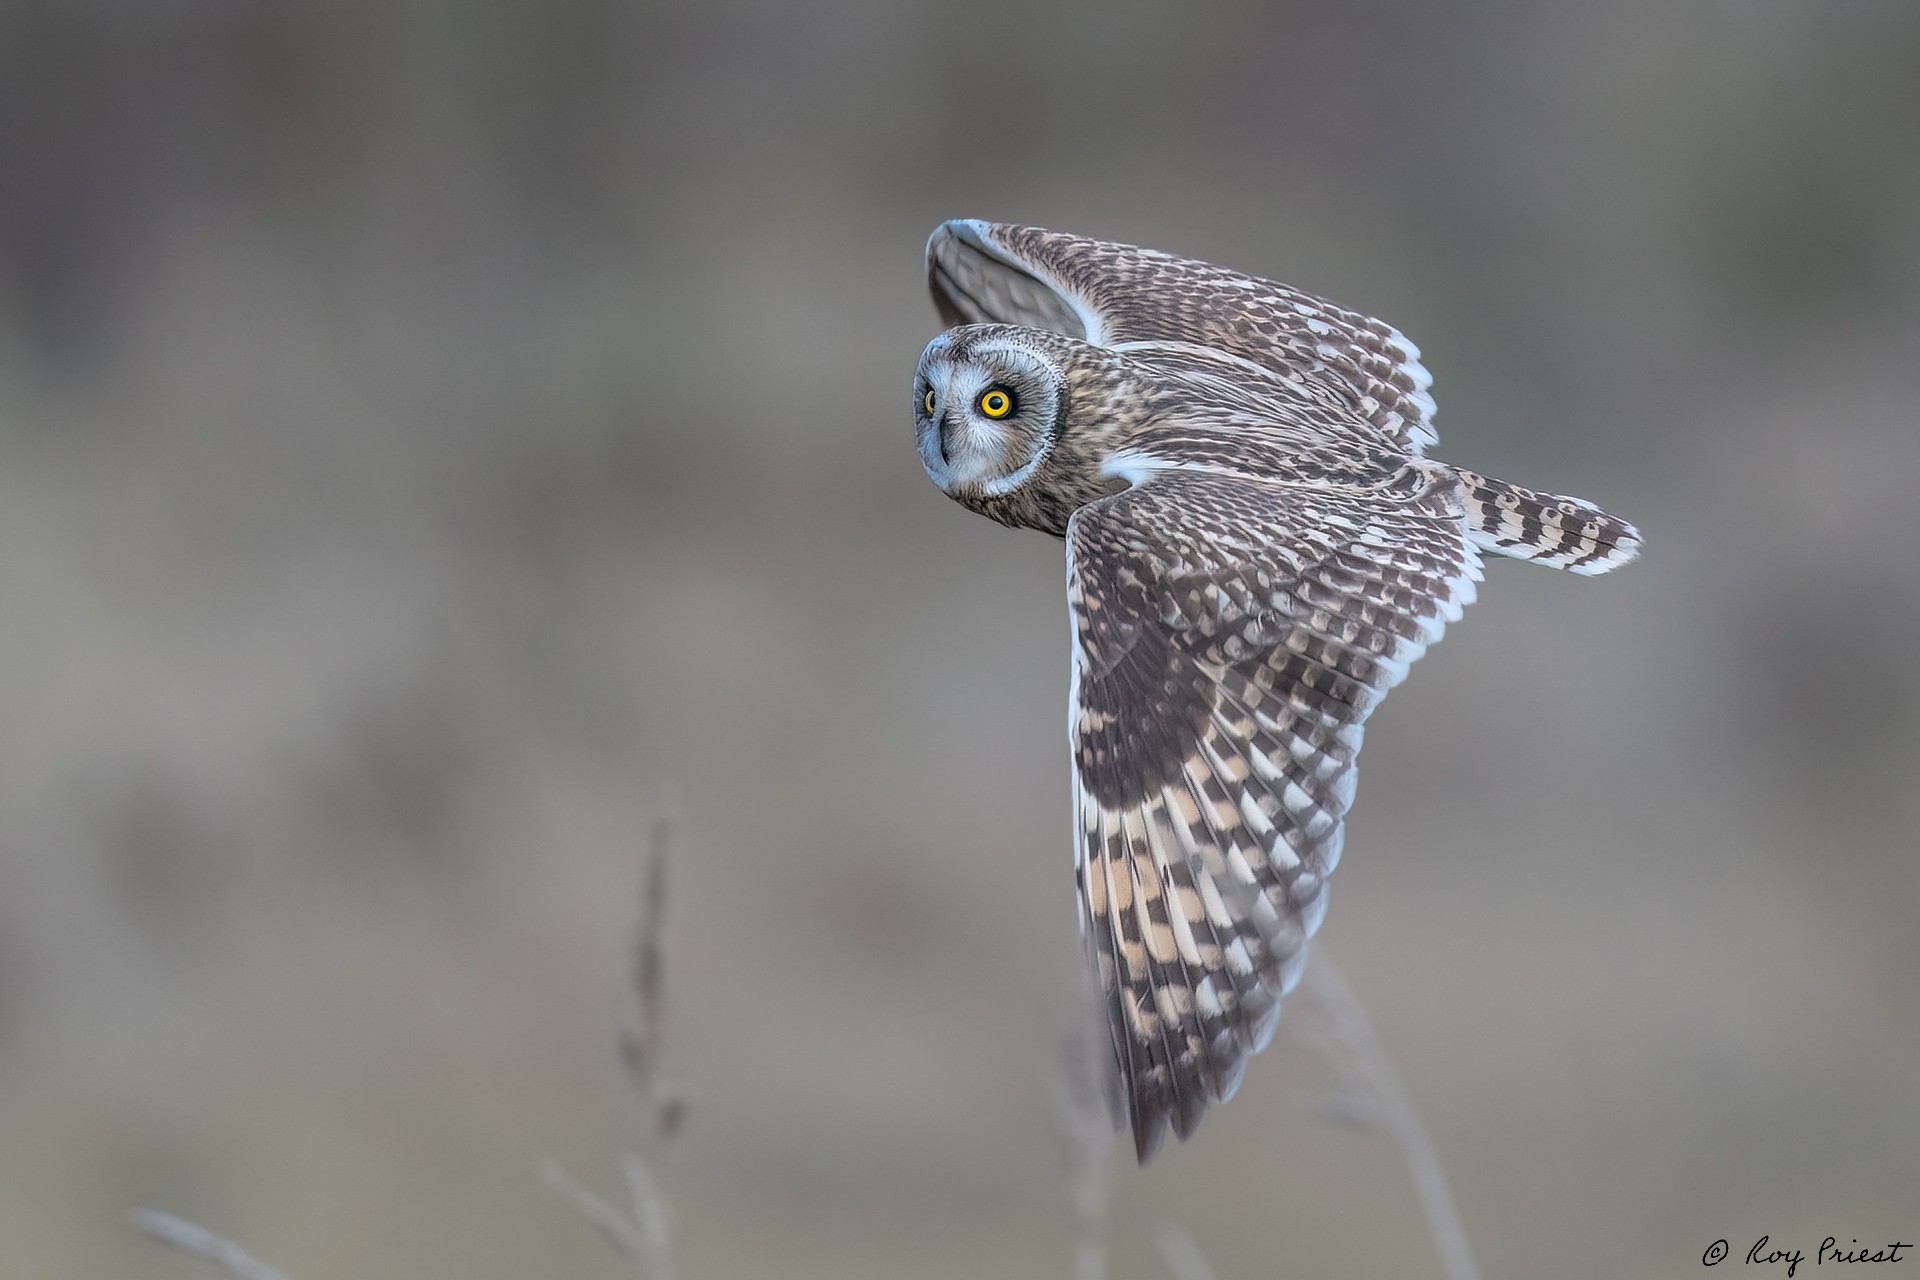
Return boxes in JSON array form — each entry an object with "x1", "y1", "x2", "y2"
[{"x1": 937, "y1": 410, "x2": 957, "y2": 465}]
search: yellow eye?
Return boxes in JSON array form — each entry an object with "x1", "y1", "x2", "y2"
[
  {"x1": 978, "y1": 388, "x2": 1013, "y2": 418},
  {"x1": 923, "y1": 389, "x2": 936, "y2": 415}
]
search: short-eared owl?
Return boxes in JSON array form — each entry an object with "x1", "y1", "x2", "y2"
[{"x1": 913, "y1": 220, "x2": 1640, "y2": 1162}]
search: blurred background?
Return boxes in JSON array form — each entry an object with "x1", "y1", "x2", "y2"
[{"x1": 2, "y1": 1, "x2": 1916, "y2": 1276}]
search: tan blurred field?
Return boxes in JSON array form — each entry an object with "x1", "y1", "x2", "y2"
[{"x1": 1, "y1": 3, "x2": 1916, "y2": 1277}]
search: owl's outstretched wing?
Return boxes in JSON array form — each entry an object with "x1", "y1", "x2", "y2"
[
  {"x1": 1067, "y1": 465, "x2": 1481, "y2": 1161},
  {"x1": 927, "y1": 219, "x2": 1438, "y2": 453}
]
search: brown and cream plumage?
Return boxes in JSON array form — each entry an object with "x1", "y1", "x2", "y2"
[{"x1": 912, "y1": 220, "x2": 1640, "y2": 1162}]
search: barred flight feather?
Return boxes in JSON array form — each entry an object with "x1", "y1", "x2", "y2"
[{"x1": 1068, "y1": 467, "x2": 1480, "y2": 1159}]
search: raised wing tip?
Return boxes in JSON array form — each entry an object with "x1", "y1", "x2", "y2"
[
  {"x1": 925, "y1": 220, "x2": 1093, "y2": 340},
  {"x1": 925, "y1": 218, "x2": 994, "y2": 261}
]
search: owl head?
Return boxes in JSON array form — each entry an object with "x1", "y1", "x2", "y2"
[
  {"x1": 913, "y1": 324, "x2": 1145, "y2": 534},
  {"x1": 912, "y1": 325, "x2": 1068, "y2": 500}
]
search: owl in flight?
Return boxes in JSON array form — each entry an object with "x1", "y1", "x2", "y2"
[{"x1": 913, "y1": 220, "x2": 1640, "y2": 1162}]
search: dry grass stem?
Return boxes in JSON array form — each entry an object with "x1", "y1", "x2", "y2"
[
  {"x1": 542, "y1": 812, "x2": 683, "y2": 1279},
  {"x1": 1298, "y1": 955, "x2": 1483, "y2": 1280},
  {"x1": 621, "y1": 1152, "x2": 675, "y2": 1280},
  {"x1": 1054, "y1": 990, "x2": 1118, "y2": 1280},
  {"x1": 537, "y1": 1157, "x2": 652, "y2": 1261},
  {"x1": 131, "y1": 1210, "x2": 294, "y2": 1280}
]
